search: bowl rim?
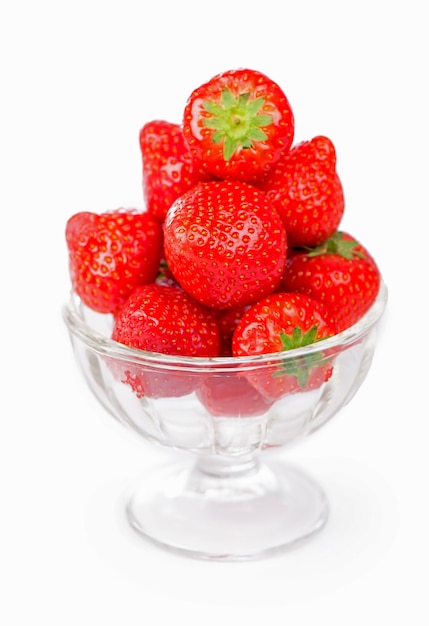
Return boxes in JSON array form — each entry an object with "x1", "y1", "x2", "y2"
[{"x1": 62, "y1": 281, "x2": 388, "y2": 371}]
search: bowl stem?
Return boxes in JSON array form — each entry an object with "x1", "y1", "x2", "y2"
[{"x1": 126, "y1": 451, "x2": 328, "y2": 560}]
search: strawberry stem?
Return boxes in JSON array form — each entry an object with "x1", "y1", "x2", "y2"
[
  {"x1": 202, "y1": 88, "x2": 273, "y2": 161},
  {"x1": 306, "y1": 231, "x2": 367, "y2": 260},
  {"x1": 273, "y1": 326, "x2": 330, "y2": 389}
]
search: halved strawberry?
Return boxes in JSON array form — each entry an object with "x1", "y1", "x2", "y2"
[
  {"x1": 163, "y1": 180, "x2": 287, "y2": 309},
  {"x1": 282, "y1": 231, "x2": 381, "y2": 331},
  {"x1": 232, "y1": 292, "x2": 336, "y2": 400},
  {"x1": 65, "y1": 209, "x2": 163, "y2": 314},
  {"x1": 182, "y1": 68, "x2": 294, "y2": 183},
  {"x1": 258, "y1": 135, "x2": 345, "y2": 247},
  {"x1": 139, "y1": 120, "x2": 212, "y2": 222}
]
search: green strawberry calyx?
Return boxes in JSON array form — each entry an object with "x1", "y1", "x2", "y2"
[
  {"x1": 202, "y1": 88, "x2": 273, "y2": 161},
  {"x1": 306, "y1": 231, "x2": 367, "y2": 260},
  {"x1": 273, "y1": 326, "x2": 330, "y2": 388}
]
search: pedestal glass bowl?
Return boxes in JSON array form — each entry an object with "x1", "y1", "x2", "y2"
[{"x1": 63, "y1": 281, "x2": 387, "y2": 560}]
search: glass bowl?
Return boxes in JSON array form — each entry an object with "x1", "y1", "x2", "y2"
[{"x1": 63, "y1": 281, "x2": 387, "y2": 561}]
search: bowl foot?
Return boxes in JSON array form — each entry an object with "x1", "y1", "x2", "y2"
[{"x1": 126, "y1": 454, "x2": 328, "y2": 561}]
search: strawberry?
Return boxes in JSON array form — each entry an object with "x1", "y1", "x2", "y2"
[
  {"x1": 110, "y1": 284, "x2": 220, "y2": 398},
  {"x1": 217, "y1": 304, "x2": 251, "y2": 356},
  {"x1": 258, "y1": 135, "x2": 345, "y2": 247},
  {"x1": 112, "y1": 283, "x2": 220, "y2": 357},
  {"x1": 155, "y1": 258, "x2": 182, "y2": 288},
  {"x1": 163, "y1": 180, "x2": 287, "y2": 309},
  {"x1": 139, "y1": 120, "x2": 212, "y2": 222},
  {"x1": 182, "y1": 68, "x2": 294, "y2": 183},
  {"x1": 232, "y1": 292, "x2": 336, "y2": 400},
  {"x1": 110, "y1": 361, "x2": 197, "y2": 400},
  {"x1": 281, "y1": 231, "x2": 381, "y2": 332},
  {"x1": 66, "y1": 209, "x2": 163, "y2": 314},
  {"x1": 197, "y1": 375, "x2": 274, "y2": 418}
]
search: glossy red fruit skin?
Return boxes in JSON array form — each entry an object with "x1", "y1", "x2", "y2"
[
  {"x1": 112, "y1": 284, "x2": 220, "y2": 357},
  {"x1": 163, "y1": 180, "x2": 287, "y2": 310},
  {"x1": 232, "y1": 292, "x2": 336, "y2": 401},
  {"x1": 109, "y1": 284, "x2": 220, "y2": 399},
  {"x1": 232, "y1": 292, "x2": 336, "y2": 356},
  {"x1": 182, "y1": 68, "x2": 294, "y2": 183},
  {"x1": 66, "y1": 209, "x2": 163, "y2": 314},
  {"x1": 258, "y1": 136, "x2": 345, "y2": 248},
  {"x1": 282, "y1": 231, "x2": 381, "y2": 332},
  {"x1": 139, "y1": 120, "x2": 212, "y2": 222},
  {"x1": 216, "y1": 304, "x2": 251, "y2": 356}
]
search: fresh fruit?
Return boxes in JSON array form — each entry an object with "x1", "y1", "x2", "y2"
[
  {"x1": 155, "y1": 258, "x2": 182, "y2": 288},
  {"x1": 258, "y1": 135, "x2": 345, "y2": 247},
  {"x1": 197, "y1": 375, "x2": 274, "y2": 417},
  {"x1": 110, "y1": 283, "x2": 220, "y2": 398},
  {"x1": 232, "y1": 291, "x2": 336, "y2": 357},
  {"x1": 163, "y1": 180, "x2": 287, "y2": 309},
  {"x1": 108, "y1": 274, "x2": 206, "y2": 400},
  {"x1": 66, "y1": 209, "x2": 163, "y2": 314},
  {"x1": 111, "y1": 361, "x2": 198, "y2": 399},
  {"x1": 139, "y1": 120, "x2": 211, "y2": 221},
  {"x1": 112, "y1": 283, "x2": 220, "y2": 357},
  {"x1": 281, "y1": 231, "x2": 381, "y2": 331},
  {"x1": 217, "y1": 304, "x2": 251, "y2": 356},
  {"x1": 65, "y1": 66, "x2": 383, "y2": 384},
  {"x1": 232, "y1": 292, "x2": 336, "y2": 399},
  {"x1": 182, "y1": 68, "x2": 294, "y2": 183}
]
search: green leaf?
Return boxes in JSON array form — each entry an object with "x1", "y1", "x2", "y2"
[
  {"x1": 297, "y1": 364, "x2": 310, "y2": 388},
  {"x1": 251, "y1": 114, "x2": 273, "y2": 128},
  {"x1": 203, "y1": 101, "x2": 224, "y2": 117},
  {"x1": 238, "y1": 92, "x2": 251, "y2": 106},
  {"x1": 273, "y1": 327, "x2": 332, "y2": 389},
  {"x1": 241, "y1": 137, "x2": 254, "y2": 149},
  {"x1": 224, "y1": 136, "x2": 239, "y2": 161},
  {"x1": 246, "y1": 96, "x2": 265, "y2": 115},
  {"x1": 203, "y1": 118, "x2": 223, "y2": 130},
  {"x1": 280, "y1": 332, "x2": 294, "y2": 350},
  {"x1": 211, "y1": 130, "x2": 225, "y2": 145},
  {"x1": 222, "y1": 88, "x2": 239, "y2": 109},
  {"x1": 301, "y1": 325, "x2": 319, "y2": 346},
  {"x1": 280, "y1": 326, "x2": 321, "y2": 351},
  {"x1": 248, "y1": 128, "x2": 269, "y2": 142},
  {"x1": 307, "y1": 231, "x2": 368, "y2": 260}
]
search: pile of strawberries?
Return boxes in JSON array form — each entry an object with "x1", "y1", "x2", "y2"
[{"x1": 66, "y1": 68, "x2": 381, "y2": 378}]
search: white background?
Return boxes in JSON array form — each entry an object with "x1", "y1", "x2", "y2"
[{"x1": 1, "y1": 1, "x2": 427, "y2": 623}]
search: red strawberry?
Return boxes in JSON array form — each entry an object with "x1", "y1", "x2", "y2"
[
  {"x1": 111, "y1": 361, "x2": 197, "y2": 400},
  {"x1": 110, "y1": 284, "x2": 220, "y2": 398},
  {"x1": 112, "y1": 284, "x2": 220, "y2": 357},
  {"x1": 232, "y1": 292, "x2": 336, "y2": 400},
  {"x1": 163, "y1": 180, "x2": 287, "y2": 309},
  {"x1": 281, "y1": 231, "x2": 381, "y2": 332},
  {"x1": 216, "y1": 304, "x2": 251, "y2": 356},
  {"x1": 258, "y1": 136, "x2": 345, "y2": 247},
  {"x1": 182, "y1": 68, "x2": 294, "y2": 183},
  {"x1": 139, "y1": 120, "x2": 212, "y2": 222},
  {"x1": 197, "y1": 375, "x2": 274, "y2": 418},
  {"x1": 66, "y1": 209, "x2": 163, "y2": 314},
  {"x1": 155, "y1": 258, "x2": 182, "y2": 288}
]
